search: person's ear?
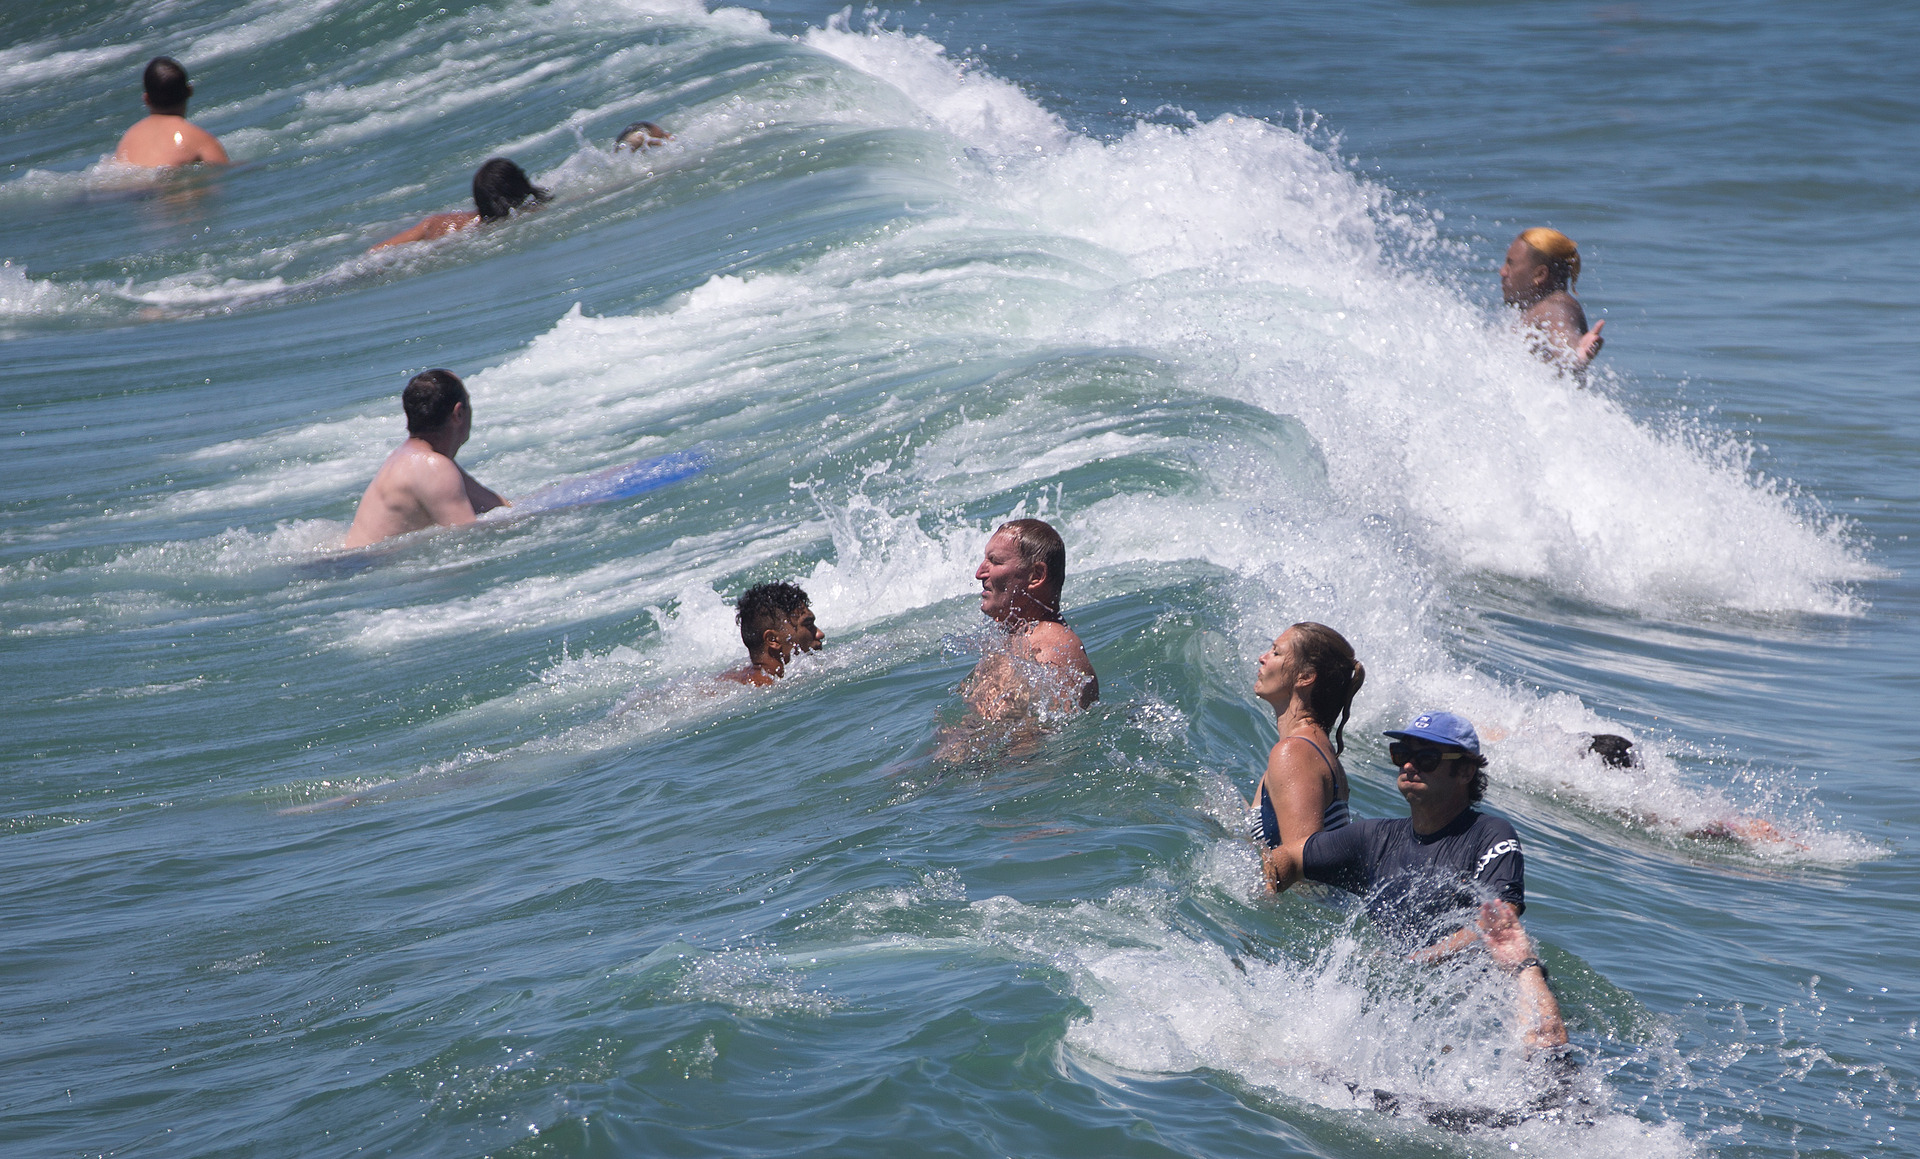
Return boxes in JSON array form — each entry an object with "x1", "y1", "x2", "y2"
[
  {"x1": 760, "y1": 626, "x2": 782, "y2": 654},
  {"x1": 1025, "y1": 561, "x2": 1048, "y2": 594}
]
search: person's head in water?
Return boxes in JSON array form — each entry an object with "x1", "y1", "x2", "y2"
[
  {"x1": 1501, "y1": 227, "x2": 1581, "y2": 307},
  {"x1": 736, "y1": 582, "x2": 824, "y2": 674},
  {"x1": 1255, "y1": 622, "x2": 1366, "y2": 752},
  {"x1": 1588, "y1": 733, "x2": 1636, "y2": 768},
  {"x1": 976, "y1": 518, "x2": 1067, "y2": 624},
  {"x1": 402, "y1": 369, "x2": 470, "y2": 437},
  {"x1": 472, "y1": 158, "x2": 549, "y2": 221},
  {"x1": 615, "y1": 121, "x2": 672, "y2": 151},
  {"x1": 142, "y1": 57, "x2": 193, "y2": 115},
  {"x1": 1384, "y1": 711, "x2": 1490, "y2": 805}
]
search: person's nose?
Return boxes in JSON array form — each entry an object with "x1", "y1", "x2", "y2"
[{"x1": 975, "y1": 560, "x2": 990, "y2": 580}]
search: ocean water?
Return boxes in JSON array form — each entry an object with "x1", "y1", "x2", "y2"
[{"x1": 4, "y1": 1, "x2": 1917, "y2": 1155}]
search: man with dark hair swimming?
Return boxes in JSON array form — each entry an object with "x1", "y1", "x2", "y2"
[
  {"x1": 963, "y1": 518, "x2": 1098, "y2": 718},
  {"x1": 372, "y1": 158, "x2": 548, "y2": 250},
  {"x1": 1266, "y1": 711, "x2": 1568, "y2": 1055},
  {"x1": 1501, "y1": 227, "x2": 1605, "y2": 370},
  {"x1": 343, "y1": 370, "x2": 508, "y2": 548},
  {"x1": 721, "y1": 582, "x2": 825, "y2": 686},
  {"x1": 115, "y1": 57, "x2": 228, "y2": 167}
]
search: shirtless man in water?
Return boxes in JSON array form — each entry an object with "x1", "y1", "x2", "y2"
[
  {"x1": 1501, "y1": 228, "x2": 1604, "y2": 371},
  {"x1": 114, "y1": 57, "x2": 228, "y2": 167},
  {"x1": 962, "y1": 519, "x2": 1098, "y2": 719},
  {"x1": 720, "y1": 582, "x2": 825, "y2": 686},
  {"x1": 343, "y1": 370, "x2": 508, "y2": 548},
  {"x1": 372, "y1": 158, "x2": 548, "y2": 250}
]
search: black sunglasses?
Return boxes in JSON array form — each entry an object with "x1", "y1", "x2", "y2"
[{"x1": 1388, "y1": 742, "x2": 1473, "y2": 773}]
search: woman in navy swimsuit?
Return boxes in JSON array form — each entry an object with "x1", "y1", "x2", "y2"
[{"x1": 1247, "y1": 622, "x2": 1365, "y2": 890}]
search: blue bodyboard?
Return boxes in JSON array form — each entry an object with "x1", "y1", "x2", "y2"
[{"x1": 506, "y1": 449, "x2": 707, "y2": 515}]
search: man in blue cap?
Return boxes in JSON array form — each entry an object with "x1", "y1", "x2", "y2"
[{"x1": 1266, "y1": 710, "x2": 1566, "y2": 1053}]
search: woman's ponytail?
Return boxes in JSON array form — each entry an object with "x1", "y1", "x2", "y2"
[{"x1": 1289, "y1": 622, "x2": 1363, "y2": 754}]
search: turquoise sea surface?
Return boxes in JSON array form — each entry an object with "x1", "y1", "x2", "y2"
[{"x1": 4, "y1": 2, "x2": 1917, "y2": 1155}]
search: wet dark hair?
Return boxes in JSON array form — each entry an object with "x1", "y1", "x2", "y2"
[
  {"x1": 471, "y1": 158, "x2": 549, "y2": 221},
  {"x1": 1467, "y1": 757, "x2": 1490, "y2": 803},
  {"x1": 1287, "y1": 622, "x2": 1366, "y2": 753},
  {"x1": 995, "y1": 518, "x2": 1067, "y2": 603},
  {"x1": 143, "y1": 57, "x2": 191, "y2": 112},
  {"x1": 402, "y1": 369, "x2": 468, "y2": 435},
  {"x1": 737, "y1": 582, "x2": 810, "y2": 654},
  {"x1": 1589, "y1": 734, "x2": 1636, "y2": 768}
]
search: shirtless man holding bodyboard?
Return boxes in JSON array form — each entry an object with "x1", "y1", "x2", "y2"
[{"x1": 343, "y1": 370, "x2": 508, "y2": 548}]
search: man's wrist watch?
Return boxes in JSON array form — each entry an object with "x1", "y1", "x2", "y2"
[{"x1": 1514, "y1": 956, "x2": 1548, "y2": 980}]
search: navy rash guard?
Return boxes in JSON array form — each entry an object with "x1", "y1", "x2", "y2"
[{"x1": 1300, "y1": 808, "x2": 1524, "y2": 946}]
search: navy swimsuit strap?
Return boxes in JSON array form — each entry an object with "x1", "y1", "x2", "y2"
[
  {"x1": 1254, "y1": 734, "x2": 1346, "y2": 847},
  {"x1": 1289, "y1": 733, "x2": 1337, "y2": 776}
]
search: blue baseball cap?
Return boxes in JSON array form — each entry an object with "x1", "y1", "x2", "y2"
[{"x1": 1383, "y1": 711, "x2": 1481, "y2": 756}]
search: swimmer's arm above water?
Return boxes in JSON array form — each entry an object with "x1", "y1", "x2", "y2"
[
  {"x1": 1025, "y1": 620, "x2": 1099, "y2": 708},
  {"x1": 1263, "y1": 828, "x2": 1322, "y2": 892},
  {"x1": 460, "y1": 465, "x2": 508, "y2": 515},
  {"x1": 1262, "y1": 841, "x2": 1303, "y2": 892},
  {"x1": 1407, "y1": 927, "x2": 1479, "y2": 963},
  {"x1": 1266, "y1": 820, "x2": 1371, "y2": 893},
  {"x1": 371, "y1": 211, "x2": 481, "y2": 251},
  {"x1": 1478, "y1": 901, "x2": 1567, "y2": 1054},
  {"x1": 1255, "y1": 735, "x2": 1341, "y2": 855},
  {"x1": 1574, "y1": 318, "x2": 1605, "y2": 366}
]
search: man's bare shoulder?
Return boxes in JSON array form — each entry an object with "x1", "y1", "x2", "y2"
[
  {"x1": 389, "y1": 440, "x2": 465, "y2": 482},
  {"x1": 115, "y1": 116, "x2": 227, "y2": 166},
  {"x1": 343, "y1": 441, "x2": 471, "y2": 548},
  {"x1": 364, "y1": 440, "x2": 471, "y2": 512},
  {"x1": 1023, "y1": 619, "x2": 1087, "y2": 659}
]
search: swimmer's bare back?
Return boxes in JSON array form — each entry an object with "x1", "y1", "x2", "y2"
[
  {"x1": 1522, "y1": 292, "x2": 1604, "y2": 367},
  {"x1": 371, "y1": 212, "x2": 482, "y2": 251},
  {"x1": 343, "y1": 437, "x2": 507, "y2": 548},
  {"x1": 114, "y1": 115, "x2": 228, "y2": 167},
  {"x1": 717, "y1": 664, "x2": 776, "y2": 687}
]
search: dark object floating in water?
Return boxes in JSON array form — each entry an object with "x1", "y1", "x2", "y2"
[
  {"x1": 1588, "y1": 733, "x2": 1636, "y2": 768},
  {"x1": 1352, "y1": 1049, "x2": 1591, "y2": 1133}
]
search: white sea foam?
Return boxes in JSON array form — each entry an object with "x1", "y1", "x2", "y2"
[
  {"x1": 962, "y1": 886, "x2": 1695, "y2": 1157},
  {"x1": 0, "y1": 39, "x2": 142, "y2": 93},
  {"x1": 12, "y1": 2, "x2": 1863, "y2": 867},
  {"x1": 0, "y1": 261, "x2": 93, "y2": 319}
]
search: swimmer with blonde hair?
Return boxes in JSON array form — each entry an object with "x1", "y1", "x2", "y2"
[
  {"x1": 614, "y1": 121, "x2": 673, "y2": 151},
  {"x1": 1500, "y1": 227, "x2": 1605, "y2": 371}
]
